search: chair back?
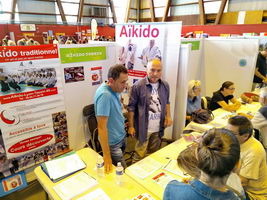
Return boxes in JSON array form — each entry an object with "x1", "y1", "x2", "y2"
[{"x1": 83, "y1": 104, "x2": 102, "y2": 154}]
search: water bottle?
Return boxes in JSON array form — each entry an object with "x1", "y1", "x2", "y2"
[
  {"x1": 116, "y1": 162, "x2": 124, "y2": 185},
  {"x1": 96, "y1": 156, "x2": 104, "y2": 178}
]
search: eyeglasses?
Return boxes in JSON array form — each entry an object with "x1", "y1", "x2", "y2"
[{"x1": 227, "y1": 87, "x2": 235, "y2": 90}]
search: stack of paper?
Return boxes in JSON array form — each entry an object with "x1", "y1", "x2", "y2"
[
  {"x1": 42, "y1": 153, "x2": 86, "y2": 182},
  {"x1": 53, "y1": 171, "x2": 98, "y2": 200}
]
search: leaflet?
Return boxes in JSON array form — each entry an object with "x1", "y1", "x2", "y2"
[
  {"x1": 76, "y1": 188, "x2": 110, "y2": 200},
  {"x1": 127, "y1": 157, "x2": 162, "y2": 179},
  {"x1": 53, "y1": 171, "x2": 98, "y2": 200}
]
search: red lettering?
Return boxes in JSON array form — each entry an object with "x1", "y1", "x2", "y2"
[
  {"x1": 119, "y1": 26, "x2": 128, "y2": 37},
  {"x1": 151, "y1": 28, "x2": 159, "y2": 37},
  {"x1": 119, "y1": 25, "x2": 160, "y2": 38},
  {"x1": 132, "y1": 26, "x2": 138, "y2": 37},
  {"x1": 143, "y1": 25, "x2": 150, "y2": 37}
]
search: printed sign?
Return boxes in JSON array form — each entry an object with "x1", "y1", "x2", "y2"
[
  {"x1": 0, "y1": 45, "x2": 58, "y2": 63},
  {"x1": 182, "y1": 41, "x2": 200, "y2": 51},
  {"x1": 90, "y1": 66, "x2": 103, "y2": 86},
  {"x1": 60, "y1": 46, "x2": 106, "y2": 64},
  {"x1": 0, "y1": 172, "x2": 27, "y2": 197},
  {"x1": 0, "y1": 45, "x2": 69, "y2": 180},
  {"x1": 116, "y1": 23, "x2": 167, "y2": 85}
]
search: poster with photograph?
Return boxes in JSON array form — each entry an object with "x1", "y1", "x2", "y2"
[
  {"x1": 116, "y1": 22, "x2": 182, "y2": 140},
  {"x1": 64, "y1": 66, "x2": 85, "y2": 83},
  {"x1": 116, "y1": 24, "x2": 166, "y2": 84},
  {"x1": 90, "y1": 66, "x2": 103, "y2": 86},
  {"x1": 0, "y1": 45, "x2": 70, "y2": 179}
]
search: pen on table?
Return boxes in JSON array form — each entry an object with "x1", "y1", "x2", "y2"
[{"x1": 163, "y1": 159, "x2": 172, "y2": 169}]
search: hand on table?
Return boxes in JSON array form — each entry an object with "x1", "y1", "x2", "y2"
[{"x1": 103, "y1": 154, "x2": 113, "y2": 174}]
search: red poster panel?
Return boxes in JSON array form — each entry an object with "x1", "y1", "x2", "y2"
[{"x1": 0, "y1": 44, "x2": 58, "y2": 62}]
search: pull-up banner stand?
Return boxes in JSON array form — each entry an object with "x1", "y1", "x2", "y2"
[{"x1": 116, "y1": 22, "x2": 182, "y2": 139}]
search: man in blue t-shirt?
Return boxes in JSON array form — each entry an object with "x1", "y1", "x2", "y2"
[{"x1": 94, "y1": 64, "x2": 128, "y2": 173}]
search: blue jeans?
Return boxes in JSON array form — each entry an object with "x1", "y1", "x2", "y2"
[{"x1": 109, "y1": 137, "x2": 127, "y2": 169}]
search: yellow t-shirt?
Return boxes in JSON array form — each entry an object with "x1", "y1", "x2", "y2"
[{"x1": 240, "y1": 136, "x2": 267, "y2": 200}]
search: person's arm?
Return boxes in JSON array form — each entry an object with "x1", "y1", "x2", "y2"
[
  {"x1": 186, "y1": 115, "x2": 192, "y2": 121},
  {"x1": 217, "y1": 100, "x2": 240, "y2": 112},
  {"x1": 230, "y1": 97, "x2": 242, "y2": 107},
  {"x1": 164, "y1": 83, "x2": 172, "y2": 127},
  {"x1": 251, "y1": 109, "x2": 267, "y2": 130},
  {"x1": 96, "y1": 116, "x2": 113, "y2": 174},
  {"x1": 255, "y1": 67, "x2": 267, "y2": 83},
  {"x1": 127, "y1": 85, "x2": 138, "y2": 136},
  {"x1": 239, "y1": 175, "x2": 249, "y2": 187},
  {"x1": 128, "y1": 111, "x2": 135, "y2": 137},
  {"x1": 164, "y1": 104, "x2": 173, "y2": 127}
]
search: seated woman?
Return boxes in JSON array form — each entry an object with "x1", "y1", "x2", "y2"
[
  {"x1": 176, "y1": 140, "x2": 245, "y2": 199},
  {"x1": 164, "y1": 128, "x2": 241, "y2": 200},
  {"x1": 186, "y1": 80, "x2": 201, "y2": 122},
  {"x1": 209, "y1": 81, "x2": 241, "y2": 111}
]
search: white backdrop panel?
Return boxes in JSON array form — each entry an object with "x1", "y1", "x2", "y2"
[
  {"x1": 173, "y1": 44, "x2": 191, "y2": 140},
  {"x1": 203, "y1": 38, "x2": 259, "y2": 98}
]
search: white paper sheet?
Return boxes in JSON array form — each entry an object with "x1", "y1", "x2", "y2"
[
  {"x1": 76, "y1": 188, "x2": 110, "y2": 200},
  {"x1": 45, "y1": 154, "x2": 86, "y2": 180},
  {"x1": 53, "y1": 172, "x2": 98, "y2": 200},
  {"x1": 163, "y1": 159, "x2": 190, "y2": 180},
  {"x1": 127, "y1": 157, "x2": 162, "y2": 179},
  {"x1": 152, "y1": 172, "x2": 175, "y2": 189}
]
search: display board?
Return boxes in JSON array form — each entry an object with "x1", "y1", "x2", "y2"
[
  {"x1": 59, "y1": 43, "x2": 116, "y2": 150},
  {"x1": 0, "y1": 45, "x2": 69, "y2": 179}
]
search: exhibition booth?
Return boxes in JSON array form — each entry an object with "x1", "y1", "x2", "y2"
[{"x1": 0, "y1": 22, "x2": 265, "y2": 199}]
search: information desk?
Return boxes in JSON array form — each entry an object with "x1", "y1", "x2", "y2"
[
  {"x1": 125, "y1": 103, "x2": 261, "y2": 199},
  {"x1": 125, "y1": 138, "x2": 192, "y2": 199},
  {"x1": 34, "y1": 148, "x2": 158, "y2": 200},
  {"x1": 186, "y1": 102, "x2": 261, "y2": 132}
]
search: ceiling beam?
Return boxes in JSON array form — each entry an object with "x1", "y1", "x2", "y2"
[
  {"x1": 162, "y1": 0, "x2": 171, "y2": 22},
  {"x1": 215, "y1": 0, "x2": 228, "y2": 25},
  {"x1": 56, "y1": 0, "x2": 67, "y2": 24},
  {"x1": 35, "y1": 0, "x2": 109, "y2": 7},
  {"x1": 137, "y1": 0, "x2": 140, "y2": 22},
  {"x1": 198, "y1": 0, "x2": 206, "y2": 25},
  {"x1": 124, "y1": 0, "x2": 132, "y2": 22},
  {"x1": 108, "y1": 0, "x2": 117, "y2": 23},
  {"x1": 148, "y1": 0, "x2": 155, "y2": 22},
  {"x1": 11, "y1": 0, "x2": 17, "y2": 23},
  {"x1": 77, "y1": 0, "x2": 84, "y2": 23}
]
